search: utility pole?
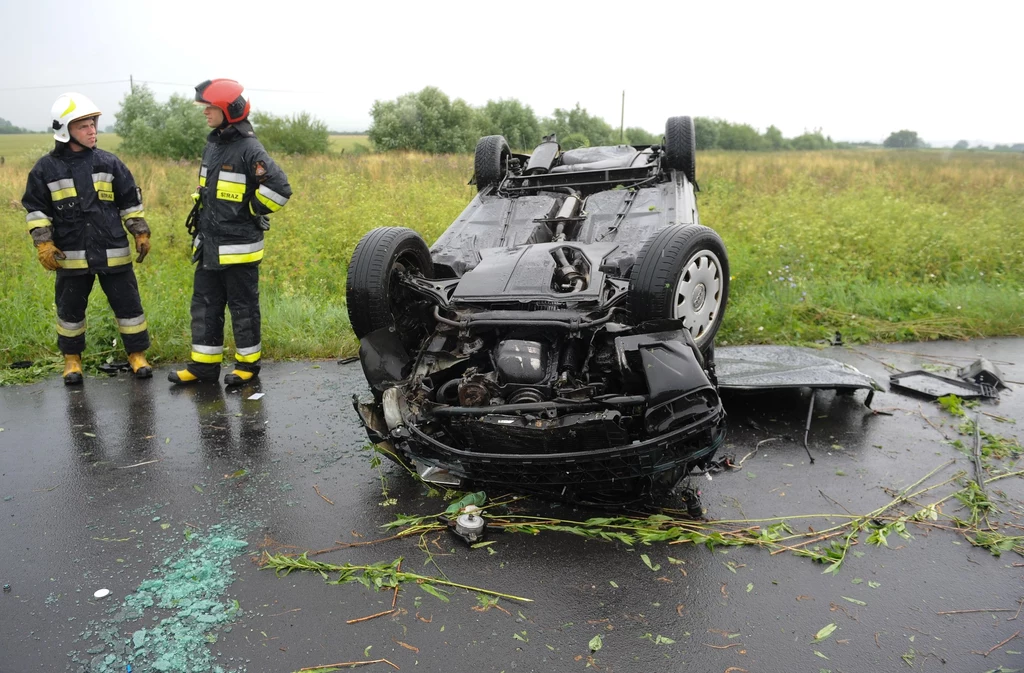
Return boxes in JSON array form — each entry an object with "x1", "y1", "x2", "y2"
[
  {"x1": 619, "y1": 90, "x2": 625, "y2": 143},
  {"x1": 130, "y1": 75, "x2": 134, "y2": 93}
]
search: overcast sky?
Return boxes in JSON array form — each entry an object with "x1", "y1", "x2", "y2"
[{"x1": 2, "y1": 0, "x2": 1020, "y2": 146}]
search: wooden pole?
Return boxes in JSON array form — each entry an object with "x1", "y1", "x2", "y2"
[{"x1": 619, "y1": 90, "x2": 625, "y2": 143}]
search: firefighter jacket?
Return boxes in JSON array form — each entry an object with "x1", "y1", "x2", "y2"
[
  {"x1": 22, "y1": 144, "x2": 145, "y2": 276},
  {"x1": 194, "y1": 120, "x2": 291, "y2": 270}
]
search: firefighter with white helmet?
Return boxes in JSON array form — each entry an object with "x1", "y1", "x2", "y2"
[
  {"x1": 21, "y1": 92, "x2": 154, "y2": 384},
  {"x1": 168, "y1": 79, "x2": 291, "y2": 386}
]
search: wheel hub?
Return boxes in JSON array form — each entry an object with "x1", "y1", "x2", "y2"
[{"x1": 692, "y1": 283, "x2": 707, "y2": 312}]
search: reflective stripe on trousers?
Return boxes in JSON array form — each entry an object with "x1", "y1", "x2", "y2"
[
  {"x1": 191, "y1": 344, "x2": 224, "y2": 364},
  {"x1": 235, "y1": 343, "x2": 261, "y2": 363},
  {"x1": 117, "y1": 314, "x2": 148, "y2": 334},
  {"x1": 57, "y1": 318, "x2": 86, "y2": 337}
]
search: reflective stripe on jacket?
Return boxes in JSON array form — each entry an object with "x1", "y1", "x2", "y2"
[
  {"x1": 194, "y1": 120, "x2": 291, "y2": 270},
  {"x1": 21, "y1": 146, "x2": 144, "y2": 275}
]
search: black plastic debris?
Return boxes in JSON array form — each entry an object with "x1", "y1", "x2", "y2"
[
  {"x1": 715, "y1": 346, "x2": 881, "y2": 464},
  {"x1": 958, "y1": 357, "x2": 1009, "y2": 390},
  {"x1": 715, "y1": 346, "x2": 878, "y2": 394},
  {"x1": 97, "y1": 362, "x2": 131, "y2": 375},
  {"x1": 889, "y1": 370, "x2": 998, "y2": 400},
  {"x1": 9, "y1": 361, "x2": 32, "y2": 369}
]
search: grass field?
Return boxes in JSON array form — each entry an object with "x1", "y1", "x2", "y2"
[
  {"x1": 329, "y1": 134, "x2": 371, "y2": 153},
  {"x1": 0, "y1": 133, "x2": 122, "y2": 158},
  {"x1": 1, "y1": 133, "x2": 1021, "y2": 384},
  {"x1": 0, "y1": 133, "x2": 366, "y2": 157}
]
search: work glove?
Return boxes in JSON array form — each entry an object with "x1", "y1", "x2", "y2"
[
  {"x1": 125, "y1": 217, "x2": 151, "y2": 263},
  {"x1": 36, "y1": 241, "x2": 65, "y2": 271},
  {"x1": 134, "y1": 233, "x2": 151, "y2": 263}
]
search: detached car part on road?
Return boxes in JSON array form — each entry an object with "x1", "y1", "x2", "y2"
[{"x1": 347, "y1": 117, "x2": 730, "y2": 505}]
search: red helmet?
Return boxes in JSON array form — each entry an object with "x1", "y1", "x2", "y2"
[{"x1": 194, "y1": 79, "x2": 250, "y2": 123}]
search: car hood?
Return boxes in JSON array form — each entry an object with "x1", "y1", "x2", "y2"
[{"x1": 451, "y1": 242, "x2": 618, "y2": 302}]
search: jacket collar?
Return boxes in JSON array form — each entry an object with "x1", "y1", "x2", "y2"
[
  {"x1": 51, "y1": 142, "x2": 93, "y2": 161},
  {"x1": 209, "y1": 119, "x2": 256, "y2": 144}
]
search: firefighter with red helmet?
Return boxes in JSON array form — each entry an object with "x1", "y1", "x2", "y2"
[
  {"x1": 21, "y1": 92, "x2": 153, "y2": 385},
  {"x1": 168, "y1": 79, "x2": 292, "y2": 386}
]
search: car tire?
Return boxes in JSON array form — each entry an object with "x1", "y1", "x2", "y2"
[
  {"x1": 663, "y1": 116, "x2": 697, "y2": 184},
  {"x1": 474, "y1": 135, "x2": 510, "y2": 191},
  {"x1": 346, "y1": 227, "x2": 434, "y2": 343},
  {"x1": 628, "y1": 225, "x2": 729, "y2": 352}
]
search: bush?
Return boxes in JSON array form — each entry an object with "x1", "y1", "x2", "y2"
[
  {"x1": 252, "y1": 111, "x2": 330, "y2": 155},
  {"x1": 790, "y1": 130, "x2": 835, "y2": 151},
  {"x1": 693, "y1": 117, "x2": 721, "y2": 150},
  {"x1": 883, "y1": 130, "x2": 924, "y2": 149},
  {"x1": 477, "y1": 99, "x2": 541, "y2": 151},
  {"x1": 624, "y1": 127, "x2": 658, "y2": 145},
  {"x1": 114, "y1": 86, "x2": 207, "y2": 160},
  {"x1": 561, "y1": 133, "x2": 590, "y2": 150},
  {"x1": 368, "y1": 87, "x2": 479, "y2": 153},
  {"x1": 718, "y1": 122, "x2": 765, "y2": 151},
  {"x1": 542, "y1": 104, "x2": 616, "y2": 147}
]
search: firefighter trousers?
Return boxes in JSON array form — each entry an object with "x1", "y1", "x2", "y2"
[
  {"x1": 187, "y1": 265, "x2": 262, "y2": 379},
  {"x1": 55, "y1": 270, "x2": 150, "y2": 355}
]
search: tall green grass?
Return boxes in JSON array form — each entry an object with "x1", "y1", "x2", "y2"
[{"x1": 1, "y1": 143, "x2": 1021, "y2": 384}]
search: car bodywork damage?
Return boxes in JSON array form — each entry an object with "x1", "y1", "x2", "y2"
[{"x1": 348, "y1": 121, "x2": 730, "y2": 505}]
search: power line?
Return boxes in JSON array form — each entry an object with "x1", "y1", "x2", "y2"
[
  {"x1": 139, "y1": 80, "x2": 297, "y2": 93},
  {"x1": 0, "y1": 80, "x2": 130, "y2": 92},
  {"x1": 0, "y1": 79, "x2": 298, "y2": 94}
]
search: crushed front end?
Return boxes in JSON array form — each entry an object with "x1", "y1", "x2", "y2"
[{"x1": 354, "y1": 312, "x2": 726, "y2": 505}]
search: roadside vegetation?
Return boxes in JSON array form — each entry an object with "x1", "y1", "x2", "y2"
[{"x1": 1, "y1": 135, "x2": 1021, "y2": 384}]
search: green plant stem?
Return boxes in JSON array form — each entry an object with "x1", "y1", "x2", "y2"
[{"x1": 262, "y1": 553, "x2": 532, "y2": 603}]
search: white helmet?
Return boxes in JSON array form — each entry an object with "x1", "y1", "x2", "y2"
[{"x1": 51, "y1": 92, "x2": 102, "y2": 143}]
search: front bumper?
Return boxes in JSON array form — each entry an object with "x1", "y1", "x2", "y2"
[{"x1": 355, "y1": 395, "x2": 726, "y2": 504}]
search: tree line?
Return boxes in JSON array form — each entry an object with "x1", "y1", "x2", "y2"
[
  {"x1": 0, "y1": 117, "x2": 31, "y2": 134},
  {"x1": 13, "y1": 85, "x2": 1018, "y2": 157},
  {"x1": 369, "y1": 87, "x2": 1024, "y2": 154},
  {"x1": 110, "y1": 86, "x2": 330, "y2": 159},
  {"x1": 367, "y1": 86, "x2": 853, "y2": 153}
]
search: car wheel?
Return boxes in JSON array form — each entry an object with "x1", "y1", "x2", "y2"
[
  {"x1": 346, "y1": 227, "x2": 434, "y2": 347},
  {"x1": 474, "y1": 135, "x2": 510, "y2": 191},
  {"x1": 628, "y1": 225, "x2": 729, "y2": 352},
  {"x1": 663, "y1": 116, "x2": 697, "y2": 184}
]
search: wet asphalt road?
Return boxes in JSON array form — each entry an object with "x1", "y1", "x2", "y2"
[{"x1": 1, "y1": 340, "x2": 1022, "y2": 673}]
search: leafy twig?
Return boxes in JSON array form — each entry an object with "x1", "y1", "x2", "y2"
[{"x1": 262, "y1": 553, "x2": 532, "y2": 603}]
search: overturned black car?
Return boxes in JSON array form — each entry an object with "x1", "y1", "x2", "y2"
[{"x1": 347, "y1": 117, "x2": 730, "y2": 505}]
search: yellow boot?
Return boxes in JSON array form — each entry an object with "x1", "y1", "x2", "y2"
[
  {"x1": 224, "y1": 369, "x2": 257, "y2": 387},
  {"x1": 168, "y1": 368, "x2": 200, "y2": 385},
  {"x1": 63, "y1": 354, "x2": 83, "y2": 385},
  {"x1": 127, "y1": 352, "x2": 152, "y2": 379}
]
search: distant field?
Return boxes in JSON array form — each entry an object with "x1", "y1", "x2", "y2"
[
  {"x1": 0, "y1": 133, "x2": 122, "y2": 158},
  {"x1": 329, "y1": 134, "x2": 371, "y2": 153},
  {"x1": 1, "y1": 147, "x2": 1021, "y2": 384},
  {"x1": 0, "y1": 134, "x2": 363, "y2": 157}
]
